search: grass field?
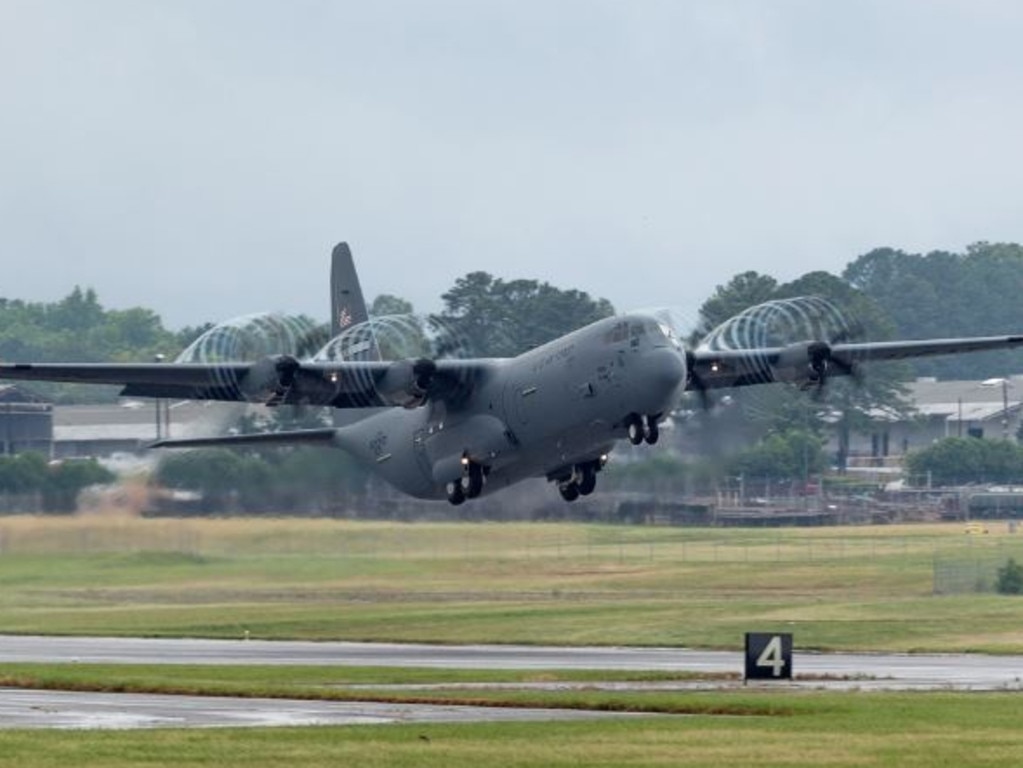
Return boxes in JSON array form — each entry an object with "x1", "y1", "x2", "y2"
[
  {"x1": 3, "y1": 516, "x2": 1023, "y2": 765},
  {"x1": 1, "y1": 515, "x2": 1023, "y2": 651},
  {"x1": 0, "y1": 688, "x2": 1022, "y2": 767},
  {"x1": 0, "y1": 662, "x2": 1021, "y2": 766}
]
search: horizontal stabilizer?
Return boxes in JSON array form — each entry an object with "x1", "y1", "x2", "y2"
[{"x1": 149, "y1": 428, "x2": 338, "y2": 450}]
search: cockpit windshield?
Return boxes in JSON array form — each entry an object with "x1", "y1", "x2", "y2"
[{"x1": 657, "y1": 321, "x2": 683, "y2": 350}]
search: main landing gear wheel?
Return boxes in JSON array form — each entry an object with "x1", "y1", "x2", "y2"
[
  {"x1": 578, "y1": 463, "x2": 597, "y2": 496},
  {"x1": 446, "y1": 481, "x2": 466, "y2": 506},
  {"x1": 558, "y1": 459, "x2": 602, "y2": 502},
  {"x1": 461, "y1": 460, "x2": 485, "y2": 499},
  {"x1": 559, "y1": 482, "x2": 580, "y2": 502}
]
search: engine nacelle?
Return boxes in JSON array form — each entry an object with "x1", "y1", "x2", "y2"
[
  {"x1": 239, "y1": 354, "x2": 302, "y2": 404},
  {"x1": 770, "y1": 341, "x2": 829, "y2": 388},
  {"x1": 375, "y1": 358, "x2": 436, "y2": 408}
]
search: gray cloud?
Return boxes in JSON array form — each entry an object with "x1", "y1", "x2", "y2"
[{"x1": 2, "y1": 1, "x2": 1022, "y2": 328}]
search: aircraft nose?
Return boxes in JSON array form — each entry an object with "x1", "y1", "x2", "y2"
[{"x1": 649, "y1": 347, "x2": 688, "y2": 401}]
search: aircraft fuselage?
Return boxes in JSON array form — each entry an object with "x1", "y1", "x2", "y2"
[{"x1": 335, "y1": 313, "x2": 688, "y2": 501}]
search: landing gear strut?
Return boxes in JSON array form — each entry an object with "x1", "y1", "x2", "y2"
[{"x1": 461, "y1": 459, "x2": 484, "y2": 499}]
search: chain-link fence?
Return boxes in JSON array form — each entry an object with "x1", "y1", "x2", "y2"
[{"x1": 933, "y1": 542, "x2": 1023, "y2": 594}]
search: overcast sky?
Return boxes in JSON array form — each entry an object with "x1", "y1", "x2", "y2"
[{"x1": 2, "y1": 1, "x2": 1023, "y2": 329}]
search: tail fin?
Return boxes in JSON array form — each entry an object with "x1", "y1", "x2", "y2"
[
  {"x1": 331, "y1": 241, "x2": 381, "y2": 362},
  {"x1": 330, "y1": 242, "x2": 383, "y2": 426},
  {"x1": 332, "y1": 243, "x2": 369, "y2": 338}
]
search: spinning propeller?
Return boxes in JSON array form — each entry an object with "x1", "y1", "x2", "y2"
[{"x1": 694, "y1": 295, "x2": 867, "y2": 407}]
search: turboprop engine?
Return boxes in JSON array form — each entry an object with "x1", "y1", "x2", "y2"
[
  {"x1": 373, "y1": 358, "x2": 437, "y2": 408},
  {"x1": 769, "y1": 340, "x2": 858, "y2": 394}
]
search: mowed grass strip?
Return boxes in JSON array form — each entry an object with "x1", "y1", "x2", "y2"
[
  {"x1": 3, "y1": 517, "x2": 1023, "y2": 651},
  {"x1": 0, "y1": 693, "x2": 1022, "y2": 767},
  {"x1": 0, "y1": 662, "x2": 728, "y2": 701}
]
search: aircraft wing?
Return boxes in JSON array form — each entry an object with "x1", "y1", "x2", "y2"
[
  {"x1": 149, "y1": 428, "x2": 340, "y2": 450},
  {"x1": 0, "y1": 357, "x2": 502, "y2": 409},
  {"x1": 688, "y1": 334, "x2": 1023, "y2": 391}
]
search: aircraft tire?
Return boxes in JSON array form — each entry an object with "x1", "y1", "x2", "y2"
[
  {"x1": 578, "y1": 464, "x2": 597, "y2": 495},
  {"x1": 627, "y1": 414, "x2": 645, "y2": 445},
  {"x1": 462, "y1": 462, "x2": 484, "y2": 498},
  {"x1": 559, "y1": 482, "x2": 580, "y2": 502},
  {"x1": 447, "y1": 481, "x2": 466, "y2": 506},
  {"x1": 645, "y1": 424, "x2": 659, "y2": 445}
]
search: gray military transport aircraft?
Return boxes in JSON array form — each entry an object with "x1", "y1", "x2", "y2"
[{"x1": 2, "y1": 242, "x2": 1023, "y2": 505}]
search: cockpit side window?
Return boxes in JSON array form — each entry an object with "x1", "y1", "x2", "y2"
[
  {"x1": 603, "y1": 322, "x2": 629, "y2": 344},
  {"x1": 629, "y1": 322, "x2": 647, "y2": 348}
]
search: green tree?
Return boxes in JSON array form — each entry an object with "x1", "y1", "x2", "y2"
[
  {"x1": 694, "y1": 271, "x2": 778, "y2": 340},
  {"x1": 0, "y1": 452, "x2": 49, "y2": 493},
  {"x1": 371, "y1": 294, "x2": 414, "y2": 316},
  {"x1": 996, "y1": 558, "x2": 1023, "y2": 595},
  {"x1": 843, "y1": 242, "x2": 1023, "y2": 379},
  {"x1": 726, "y1": 429, "x2": 827, "y2": 481},
  {"x1": 773, "y1": 271, "x2": 911, "y2": 471},
  {"x1": 439, "y1": 273, "x2": 614, "y2": 357},
  {"x1": 48, "y1": 287, "x2": 105, "y2": 333},
  {"x1": 42, "y1": 459, "x2": 115, "y2": 512},
  {"x1": 0, "y1": 287, "x2": 182, "y2": 402},
  {"x1": 905, "y1": 437, "x2": 1023, "y2": 485},
  {"x1": 691, "y1": 268, "x2": 911, "y2": 471},
  {"x1": 153, "y1": 443, "x2": 368, "y2": 514},
  {"x1": 0, "y1": 453, "x2": 113, "y2": 512},
  {"x1": 602, "y1": 453, "x2": 722, "y2": 495},
  {"x1": 175, "y1": 322, "x2": 215, "y2": 351},
  {"x1": 155, "y1": 449, "x2": 247, "y2": 506}
]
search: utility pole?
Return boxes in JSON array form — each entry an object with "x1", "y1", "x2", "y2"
[
  {"x1": 153, "y1": 354, "x2": 165, "y2": 441},
  {"x1": 982, "y1": 378, "x2": 1013, "y2": 441},
  {"x1": 1002, "y1": 378, "x2": 1011, "y2": 441}
]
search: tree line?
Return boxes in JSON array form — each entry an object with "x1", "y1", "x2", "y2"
[
  {"x1": 5, "y1": 241, "x2": 1023, "y2": 505},
  {"x1": 0, "y1": 453, "x2": 114, "y2": 512},
  {"x1": 5, "y1": 240, "x2": 1021, "y2": 380}
]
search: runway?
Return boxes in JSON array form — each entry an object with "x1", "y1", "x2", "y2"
[
  {"x1": 2, "y1": 635, "x2": 1021, "y2": 729},
  {"x1": 2, "y1": 635, "x2": 1023, "y2": 689}
]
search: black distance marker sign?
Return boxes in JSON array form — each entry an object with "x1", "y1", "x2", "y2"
[{"x1": 744, "y1": 632, "x2": 793, "y2": 681}]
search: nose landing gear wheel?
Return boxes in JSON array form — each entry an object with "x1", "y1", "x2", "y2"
[
  {"x1": 644, "y1": 416, "x2": 659, "y2": 445},
  {"x1": 626, "y1": 413, "x2": 645, "y2": 445}
]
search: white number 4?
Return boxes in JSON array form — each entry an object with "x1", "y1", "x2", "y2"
[{"x1": 756, "y1": 635, "x2": 787, "y2": 677}]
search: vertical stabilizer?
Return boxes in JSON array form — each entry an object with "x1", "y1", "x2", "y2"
[
  {"x1": 330, "y1": 242, "x2": 382, "y2": 426},
  {"x1": 331, "y1": 242, "x2": 382, "y2": 362},
  {"x1": 332, "y1": 243, "x2": 368, "y2": 337}
]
